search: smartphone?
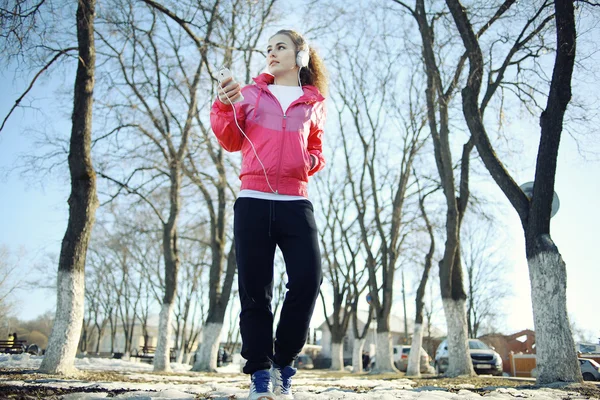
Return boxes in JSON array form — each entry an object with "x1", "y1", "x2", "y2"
[{"x1": 217, "y1": 68, "x2": 244, "y2": 103}]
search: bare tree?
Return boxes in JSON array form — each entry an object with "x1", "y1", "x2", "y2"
[
  {"x1": 389, "y1": 0, "x2": 555, "y2": 377},
  {"x1": 461, "y1": 220, "x2": 511, "y2": 338},
  {"x1": 183, "y1": 131, "x2": 238, "y2": 371},
  {"x1": 135, "y1": 0, "x2": 279, "y2": 372},
  {"x1": 391, "y1": 0, "x2": 476, "y2": 377},
  {"x1": 314, "y1": 168, "x2": 364, "y2": 371},
  {"x1": 36, "y1": 0, "x2": 99, "y2": 374},
  {"x1": 172, "y1": 236, "x2": 209, "y2": 364},
  {"x1": 221, "y1": 290, "x2": 241, "y2": 359},
  {"x1": 94, "y1": 0, "x2": 216, "y2": 370},
  {"x1": 406, "y1": 182, "x2": 437, "y2": 377},
  {"x1": 1, "y1": 0, "x2": 97, "y2": 375},
  {"x1": 81, "y1": 263, "x2": 106, "y2": 354},
  {"x1": 445, "y1": 0, "x2": 582, "y2": 383},
  {"x1": 0, "y1": 246, "x2": 23, "y2": 320},
  {"x1": 315, "y1": 166, "x2": 374, "y2": 373},
  {"x1": 329, "y1": 3, "x2": 429, "y2": 372}
]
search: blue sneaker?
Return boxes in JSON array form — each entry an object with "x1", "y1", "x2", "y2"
[
  {"x1": 248, "y1": 369, "x2": 274, "y2": 400},
  {"x1": 271, "y1": 363, "x2": 296, "y2": 399}
]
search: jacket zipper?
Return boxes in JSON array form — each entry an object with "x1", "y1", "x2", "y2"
[
  {"x1": 275, "y1": 113, "x2": 287, "y2": 193},
  {"x1": 262, "y1": 86, "x2": 311, "y2": 194}
]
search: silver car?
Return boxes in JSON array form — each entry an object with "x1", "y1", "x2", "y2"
[
  {"x1": 579, "y1": 358, "x2": 600, "y2": 381},
  {"x1": 435, "y1": 338, "x2": 503, "y2": 376}
]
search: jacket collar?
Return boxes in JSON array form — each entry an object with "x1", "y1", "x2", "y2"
[{"x1": 253, "y1": 73, "x2": 325, "y2": 103}]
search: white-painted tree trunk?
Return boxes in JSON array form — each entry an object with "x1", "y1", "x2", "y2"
[
  {"x1": 352, "y1": 338, "x2": 366, "y2": 374},
  {"x1": 39, "y1": 269, "x2": 85, "y2": 375},
  {"x1": 153, "y1": 303, "x2": 174, "y2": 372},
  {"x1": 191, "y1": 322, "x2": 223, "y2": 372},
  {"x1": 175, "y1": 348, "x2": 183, "y2": 364},
  {"x1": 330, "y1": 341, "x2": 344, "y2": 371},
  {"x1": 442, "y1": 298, "x2": 474, "y2": 377},
  {"x1": 406, "y1": 323, "x2": 424, "y2": 377},
  {"x1": 374, "y1": 331, "x2": 397, "y2": 373},
  {"x1": 528, "y1": 250, "x2": 581, "y2": 384}
]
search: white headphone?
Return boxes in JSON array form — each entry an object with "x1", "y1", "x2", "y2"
[{"x1": 296, "y1": 43, "x2": 310, "y2": 68}]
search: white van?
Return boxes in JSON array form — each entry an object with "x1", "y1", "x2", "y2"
[{"x1": 370, "y1": 345, "x2": 431, "y2": 372}]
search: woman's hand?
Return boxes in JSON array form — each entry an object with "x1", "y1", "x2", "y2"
[{"x1": 217, "y1": 77, "x2": 243, "y2": 105}]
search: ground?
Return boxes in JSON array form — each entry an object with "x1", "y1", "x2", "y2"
[
  {"x1": 1, "y1": 367, "x2": 600, "y2": 400},
  {"x1": 1, "y1": 354, "x2": 599, "y2": 399}
]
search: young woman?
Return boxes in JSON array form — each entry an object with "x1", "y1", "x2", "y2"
[{"x1": 211, "y1": 30, "x2": 328, "y2": 400}]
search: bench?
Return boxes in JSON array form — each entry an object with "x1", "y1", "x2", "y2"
[
  {"x1": 130, "y1": 346, "x2": 177, "y2": 363},
  {"x1": 0, "y1": 340, "x2": 27, "y2": 354}
]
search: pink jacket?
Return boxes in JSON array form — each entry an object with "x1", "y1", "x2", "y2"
[{"x1": 210, "y1": 73, "x2": 326, "y2": 198}]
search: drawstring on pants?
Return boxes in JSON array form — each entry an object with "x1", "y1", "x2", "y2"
[{"x1": 268, "y1": 201, "x2": 276, "y2": 237}]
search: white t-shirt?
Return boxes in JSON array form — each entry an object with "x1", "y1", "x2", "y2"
[
  {"x1": 268, "y1": 84, "x2": 304, "y2": 113},
  {"x1": 238, "y1": 84, "x2": 307, "y2": 202}
]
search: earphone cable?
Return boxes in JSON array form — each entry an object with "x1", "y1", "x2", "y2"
[{"x1": 218, "y1": 84, "x2": 277, "y2": 194}]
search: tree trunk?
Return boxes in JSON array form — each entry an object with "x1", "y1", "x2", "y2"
[
  {"x1": 94, "y1": 321, "x2": 105, "y2": 354},
  {"x1": 438, "y1": 214, "x2": 472, "y2": 377},
  {"x1": 330, "y1": 342, "x2": 344, "y2": 371},
  {"x1": 154, "y1": 169, "x2": 181, "y2": 372},
  {"x1": 412, "y1": 0, "x2": 474, "y2": 377},
  {"x1": 193, "y1": 322, "x2": 223, "y2": 372},
  {"x1": 153, "y1": 303, "x2": 174, "y2": 371},
  {"x1": 407, "y1": 191, "x2": 435, "y2": 377},
  {"x1": 373, "y1": 331, "x2": 397, "y2": 373},
  {"x1": 527, "y1": 241, "x2": 580, "y2": 383},
  {"x1": 39, "y1": 0, "x2": 98, "y2": 375},
  {"x1": 191, "y1": 239, "x2": 236, "y2": 371},
  {"x1": 350, "y1": 304, "x2": 373, "y2": 374},
  {"x1": 401, "y1": 268, "x2": 409, "y2": 344},
  {"x1": 352, "y1": 338, "x2": 366, "y2": 374},
  {"x1": 109, "y1": 316, "x2": 116, "y2": 354},
  {"x1": 523, "y1": 0, "x2": 580, "y2": 384},
  {"x1": 175, "y1": 348, "x2": 184, "y2": 364},
  {"x1": 442, "y1": 298, "x2": 474, "y2": 377},
  {"x1": 406, "y1": 323, "x2": 424, "y2": 377}
]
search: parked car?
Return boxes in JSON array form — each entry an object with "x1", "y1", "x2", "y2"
[
  {"x1": 394, "y1": 345, "x2": 431, "y2": 373},
  {"x1": 368, "y1": 345, "x2": 431, "y2": 373},
  {"x1": 435, "y1": 338, "x2": 503, "y2": 376},
  {"x1": 532, "y1": 359, "x2": 600, "y2": 381},
  {"x1": 294, "y1": 354, "x2": 314, "y2": 369},
  {"x1": 579, "y1": 358, "x2": 600, "y2": 381}
]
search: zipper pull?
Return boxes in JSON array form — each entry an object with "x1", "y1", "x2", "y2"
[{"x1": 283, "y1": 114, "x2": 287, "y2": 130}]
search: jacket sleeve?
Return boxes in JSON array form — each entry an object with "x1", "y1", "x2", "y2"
[
  {"x1": 210, "y1": 96, "x2": 246, "y2": 152},
  {"x1": 307, "y1": 101, "x2": 326, "y2": 176}
]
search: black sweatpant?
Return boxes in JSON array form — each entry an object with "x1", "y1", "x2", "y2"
[{"x1": 234, "y1": 197, "x2": 322, "y2": 375}]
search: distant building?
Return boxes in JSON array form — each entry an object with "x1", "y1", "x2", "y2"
[
  {"x1": 577, "y1": 342, "x2": 600, "y2": 354},
  {"x1": 316, "y1": 311, "x2": 444, "y2": 361}
]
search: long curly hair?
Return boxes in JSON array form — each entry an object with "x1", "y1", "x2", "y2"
[{"x1": 271, "y1": 29, "x2": 329, "y2": 96}]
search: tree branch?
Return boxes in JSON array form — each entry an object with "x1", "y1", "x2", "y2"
[{"x1": 0, "y1": 47, "x2": 77, "y2": 132}]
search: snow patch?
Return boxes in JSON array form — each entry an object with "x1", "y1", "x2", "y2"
[{"x1": 0, "y1": 353, "x2": 588, "y2": 399}]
